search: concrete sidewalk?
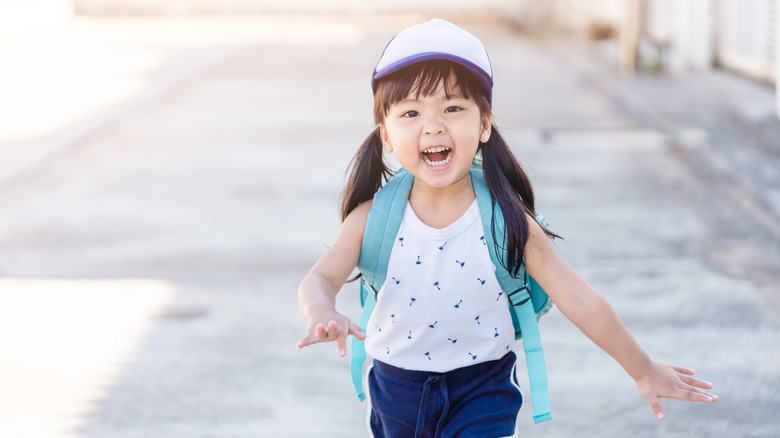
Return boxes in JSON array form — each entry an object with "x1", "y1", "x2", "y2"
[
  {"x1": 0, "y1": 15, "x2": 778, "y2": 438},
  {"x1": 575, "y1": 41, "x2": 780, "y2": 243}
]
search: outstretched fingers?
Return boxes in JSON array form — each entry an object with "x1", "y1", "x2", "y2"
[
  {"x1": 644, "y1": 394, "x2": 666, "y2": 420},
  {"x1": 296, "y1": 321, "x2": 337, "y2": 349},
  {"x1": 679, "y1": 373, "x2": 715, "y2": 391},
  {"x1": 672, "y1": 365, "x2": 695, "y2": 375},
  {"x1": 296, "y1": 325, "x2": 321, "y2": 349},
  {"x1": 297, "y1": 317, "x2": 366, "y2": 357},
  {"x1": 675, "y1": 369, "x2": 718, "y2": 402},
  {"x1": 349, "y1": 320, "x2": 367, "y2": 340},
  {"x1": 677, "y1": 384, "x2": 718, "y2": 403},
  {"x1": 296, "y1": 333, "x2": 315, "y2": 349},
  {"x1": 335, "y1": 320, "x2": 366, "y2": 357},
  {"x1": 332, "y1": 321, "x2": 349, "y2": 357},
  {"x1": 638, "y1": 362, "x2": 718, "y2": 420}
]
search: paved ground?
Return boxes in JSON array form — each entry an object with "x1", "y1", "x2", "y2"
[{"x1": 0, "y1": 15, "x2": 779, "y2": 438}]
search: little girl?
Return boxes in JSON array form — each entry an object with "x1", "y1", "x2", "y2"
[{"x1": 297, "y1": 18, "x2": 717, "y2": 437}]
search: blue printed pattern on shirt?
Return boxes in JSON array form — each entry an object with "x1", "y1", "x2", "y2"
[{"x1": 364, "y1": 200, "x2": 515, "y2": 372}]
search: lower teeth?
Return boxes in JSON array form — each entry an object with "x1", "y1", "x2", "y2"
[{"x1": 424, "y1": 155, "x2": 451, "y2": 166}]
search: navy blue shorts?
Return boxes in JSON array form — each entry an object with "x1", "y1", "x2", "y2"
[{"x1": 368, "y1": 351, "x2": 522, "y2": 438}]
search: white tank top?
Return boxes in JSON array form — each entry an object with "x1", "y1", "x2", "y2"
[{"x1": 364, "y1": 200, "x2": 515, "y2": 372}]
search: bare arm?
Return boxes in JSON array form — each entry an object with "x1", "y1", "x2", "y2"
[
  {"x1": 524, "y1": 216, "x2": 717, "y2": 419},
  {"x1": 296, "y1": 201, "x2": 372, "y2": 357}
]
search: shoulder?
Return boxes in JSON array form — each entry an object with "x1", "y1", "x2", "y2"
[
  {"x1": 306, "y1": 200, "x2": 374, "y2": 283},
  {"x1": 523, "y1": 213, "x2": 556, "y2": 270},
  {"x1": 344, "y1": 200, "x2": 372, "y2": 224},
  {"x1": 526, "y1": 213, "x2": 547, "y2": 240},
  {"x1": 339, "y1": 200, "x2": 373, "y2": 239},
  {"x1": 318, "y1": 200, "x2": 373, "y2": 271}
]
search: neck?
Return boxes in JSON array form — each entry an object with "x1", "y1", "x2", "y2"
[{"x1": 408, "y1": 174, "x2": 475, "y2": 228}]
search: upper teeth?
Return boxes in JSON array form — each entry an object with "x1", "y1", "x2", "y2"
[{"x1": 424, "y1": 147, "x2": 450, "y2": 153}]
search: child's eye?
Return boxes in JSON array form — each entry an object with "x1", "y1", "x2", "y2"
[
  {"x1": 402, "y1": 110, "x2": 419, "y2": 118},
  {"x1": 445, "y1": 106, "x2": 462, "y2": 113}
]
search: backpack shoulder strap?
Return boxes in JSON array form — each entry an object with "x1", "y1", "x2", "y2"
[
  {"x1": 470, "y1": 166, "x2": 552, "y2": 423},
  {"x1": 350, "y1": 168, "x2": 414, "y2": 401},
  {"x1": 470, "y1": 167, "x2": 529, "y2": 311},
  {"x1": 356, "y1": 168, "x2": 413, "y2": 296}
]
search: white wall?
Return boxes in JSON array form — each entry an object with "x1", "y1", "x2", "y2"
[
  {"x1": 667, "y1": 0, "x2": 714, "y2": 72},
  {"x1": 776, "y1": 0, "x2": 780, "y2": 120},
  {"x1": 716, "y1": 0, "x2": 777, "y2": 82}
]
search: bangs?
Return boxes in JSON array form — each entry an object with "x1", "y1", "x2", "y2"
[{"x1": 373, "y1": 60, "x2": 490, "y2": 124}]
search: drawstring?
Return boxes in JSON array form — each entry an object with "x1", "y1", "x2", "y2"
[
  {"x1": 434, "y1": 377, "x2": 450, "y2": 437},
  {"x1": 415, "y1": 375, "x2": 450, "y2": 438}
]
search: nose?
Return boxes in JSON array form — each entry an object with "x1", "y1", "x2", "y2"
[{"x1": 422, "y1": 115, "x2": 445, "y2": 135}]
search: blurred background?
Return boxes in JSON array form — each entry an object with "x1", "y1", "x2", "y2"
[{"x1": 0, "y1": 1, "x2": 778, "y2": 437}]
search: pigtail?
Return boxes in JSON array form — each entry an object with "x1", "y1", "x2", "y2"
[
  {"x1": 481, "y1": 125, "x2": 560, "y2": 277},
  {"x1": 340, "y1": 127, "x2": 391, "y2": 221}
]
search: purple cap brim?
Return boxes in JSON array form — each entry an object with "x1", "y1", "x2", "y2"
[{"x1": 371, "y1": 52, "x2": 493, "y2": 101}]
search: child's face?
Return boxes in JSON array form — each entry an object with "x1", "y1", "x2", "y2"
[{"x1": 379, "y1": 77, "x2": 491, "y2": 193}]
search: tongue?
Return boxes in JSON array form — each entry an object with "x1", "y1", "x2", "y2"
[{"x1": 427, "y1": 151, "x2": 449, "y2": 162}]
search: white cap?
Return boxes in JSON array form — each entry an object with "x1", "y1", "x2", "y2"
[{"x1": 371, "y1": 18, "x2": 493, "y2": 98}]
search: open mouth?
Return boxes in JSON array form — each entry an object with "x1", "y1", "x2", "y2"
[{"x1": 422, "y1": 147, "x2": 453, "y2": 166}]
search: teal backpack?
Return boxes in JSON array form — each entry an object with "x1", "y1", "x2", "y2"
[{"x1": 349, "y1": 164, "x2": 553, "y2": 424}]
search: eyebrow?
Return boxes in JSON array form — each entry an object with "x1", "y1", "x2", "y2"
[{"x1": 397, "y1": 94, "x2": 466, "y2": 105}]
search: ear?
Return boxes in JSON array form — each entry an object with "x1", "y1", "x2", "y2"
[
  {"x1": 480, "y1": 116, "x2": 492, "y2": 143},
  {"x1": 379, "y1": 125, "x2": 393, "y2": 153}
]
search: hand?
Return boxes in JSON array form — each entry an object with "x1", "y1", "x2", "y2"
[
  {"x1": 297, "y1": 311, "x2": 366, "y2": 357},
  {"x1": 635, "y1": 361, "x2": 718, "y2": 420}
]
